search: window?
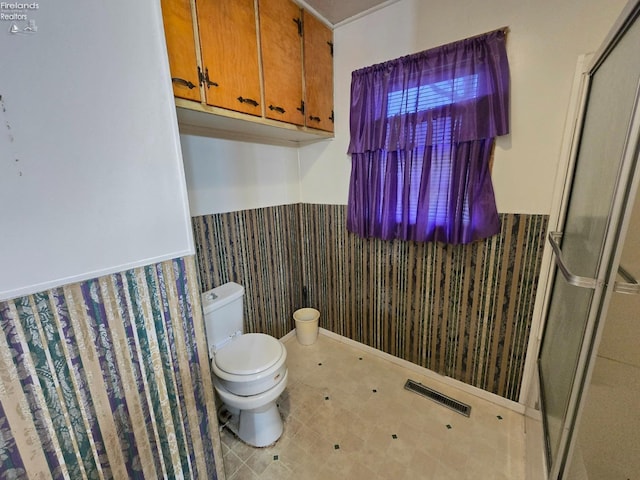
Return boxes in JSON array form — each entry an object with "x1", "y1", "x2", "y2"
[
  {"x1": 385, "y1": 74, "x2": 479, "y2": 232},
  {"x1": 383, "y1": 114, "x2": 474, "y2": 230},
  {"x1": 347, "y1": 30, "x2": 510, "y2": 244},
  {"x1": 386, "y1": 74, "x2": 479, "y2": 116}
]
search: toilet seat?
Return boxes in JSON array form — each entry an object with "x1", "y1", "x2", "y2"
[
  {"x1": 215, "y1": 333, "x2": 283, "y2": 375},
  {"x1": 211, "y1": 333, "x2": 287, "y2": 396}
]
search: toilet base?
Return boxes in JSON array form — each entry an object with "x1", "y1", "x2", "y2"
[{"x1": 220, "y1": 402, "x2": 283, "y2": 447}]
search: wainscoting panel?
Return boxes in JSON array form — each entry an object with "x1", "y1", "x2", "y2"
[
  {"x1": 192, "y1": 204, "x2": 547, "y2": 401},
  {"x1": 0, "y1": 256, "x2": 223, "y2": 479},
  {"x1": 192, "y1": 205, "x2": 303, "y2": 339},
  {"x1": 300, "y1": 205, "x2": 548, "y2": 401}
]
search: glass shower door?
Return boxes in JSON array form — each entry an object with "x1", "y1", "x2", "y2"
[{"x1": 538, "y1": 3, "x2": 640, "y2": 478}]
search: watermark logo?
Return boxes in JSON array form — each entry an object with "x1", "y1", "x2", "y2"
[{"x1": 1, "y1": 2, "x2": 39, "y2": 34}]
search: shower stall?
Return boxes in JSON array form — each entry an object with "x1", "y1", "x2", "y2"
[{"x1": 536, "y1": 0, "x2": 640, "y2": 478}]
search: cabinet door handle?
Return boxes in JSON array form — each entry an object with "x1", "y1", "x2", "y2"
[
  {"x1": 269, "y1": 105, "x2": 285, "y2": 114},
  {"x1": 293, "y1": 17, "x2": 302, "y2": 36},
  {"x1": 171, "y1": 77, "x2": 196, "y2": 89},
  {"x1": 204, "y1": 67, "x2": 218, "y2": 88},
  {"x1": 297, "y1": 101, "x2": 305, "y2": 114},
  {"x1": 237, "y1": 96, "x2": 259, "y2": 107},
  {"x1": 309, "y1": 115, "x2": 321, "y2": 122},
  {"x1": 329, "y1": 110, "x2": 334, "y2": 123}
]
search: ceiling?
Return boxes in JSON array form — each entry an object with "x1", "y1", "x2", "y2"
[{"x1": 302, "y1": 0, "x2": 392, "y2": 25}]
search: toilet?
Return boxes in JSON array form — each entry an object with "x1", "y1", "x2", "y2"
[{"x1": 202, "y1": 282, "x2": 288, "y2": 447}]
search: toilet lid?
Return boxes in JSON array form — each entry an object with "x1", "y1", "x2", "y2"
[{"x1": 215, "y1": 333, "x2": 283, "y2": 375}]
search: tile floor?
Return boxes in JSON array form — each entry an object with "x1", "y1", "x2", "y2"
[{"x1": 220, "y1": 333, "x2": 526, "y2": 479}]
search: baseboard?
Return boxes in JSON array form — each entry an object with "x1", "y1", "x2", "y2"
[
  {"x1": 316, "y1": 327, "x2": 526, "y2": 414},
  {"x1": 525, "y1": 406, "x2": 543, "y2": 421},
  {"x1": 280, "y1": 330, "x2": 297, "y2": 343}
]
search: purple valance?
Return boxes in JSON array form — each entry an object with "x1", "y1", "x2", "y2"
[{"x1": 348, "y1": 29, "x2": 510, "y2": 154}]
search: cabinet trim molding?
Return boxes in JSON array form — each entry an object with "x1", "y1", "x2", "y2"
[{"x1": 175, "y1": 99, "x2": 332, "y2": 147}]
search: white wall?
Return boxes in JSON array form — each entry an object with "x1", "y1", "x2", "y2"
[
  {"x1": 0, "y1": 2, "x2": 193, "y2": 300},
  {"x1": 181, "y1": 135, "x2": 300, "y2": 216},
  {"x1": 299, "y1": 0, "x2": 627, "y2": 213}
]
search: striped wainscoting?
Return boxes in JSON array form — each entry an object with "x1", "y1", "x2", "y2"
[
  {"x1": 300, "y1": 204, "x2": 548, "y2": 401},
  {"x1": 192, "y1": 204, "x2": 548, "y2": 401},
  {"x1": 0, "y1": 256, "x2": 223, "y2": 480},
  {"x1": 192, "y1": 205, "x2": 303, "y2": 339}
]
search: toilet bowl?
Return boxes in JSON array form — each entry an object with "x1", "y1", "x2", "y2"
[
  {"x1": 213, "y1": 370, "x2": 288, "y2": 448},
  {"x1": 202, "y1": 283, "x2": 288, "y2": 447}
]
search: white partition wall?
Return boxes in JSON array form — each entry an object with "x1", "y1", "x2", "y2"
[
  {"x1": 180, "y1": 135, "x2": 300, "y2": 216},
  {"x1": 0, "y1": 1, "x2": 194, "y2": 300}
]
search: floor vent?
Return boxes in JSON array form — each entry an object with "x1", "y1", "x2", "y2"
[{"x1": 404, "y1": 379, "x2": 471, "y2": 417}]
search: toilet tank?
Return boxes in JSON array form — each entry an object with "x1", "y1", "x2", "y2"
[{"x1": 201, "y1": 282, "x2": 245, "y2": 353}]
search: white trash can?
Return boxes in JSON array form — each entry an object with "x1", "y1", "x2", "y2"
[{"x1": 293, "y1": 308, "x2": 320, "y2": 345}]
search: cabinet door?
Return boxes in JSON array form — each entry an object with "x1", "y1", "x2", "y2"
[
  {"x1": 161, "y1": 0, "x2": 201, "y2": 102},
  {"x1": 196, "y1": 0, "x2": 262, "y2": 116},
  {"x1": 303, "y1": 11, "x2": 334, "y2": 132},
  {"x1": 259, "y1": 0, "x2": 304, "y2": 126}
]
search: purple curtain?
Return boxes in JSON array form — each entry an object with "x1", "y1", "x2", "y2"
[{"x1": 347, "y1": 29, "x2": 510, "y2": 244}]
